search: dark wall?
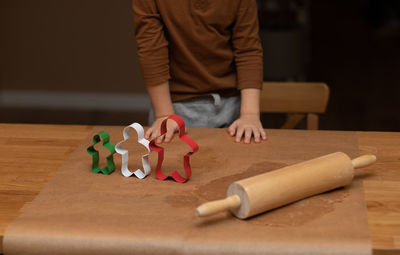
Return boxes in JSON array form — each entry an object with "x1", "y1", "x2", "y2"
[
  {"x1": 309, "y1": 0, "x2": 400, "y2": 131},
  {"x1": 0, "y1": 0, "x2": 145, "y2": 93}
]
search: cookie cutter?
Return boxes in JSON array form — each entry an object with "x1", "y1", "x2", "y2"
[
  {"x1": 149, "y1": 115, "x2": 199, "y2": 183},
  {"x1": 115, "y1": 123, "x2": 151, "y2": 179},
  {"x1": 86, "y1": 131, "x2": 116, "y2": 175}
]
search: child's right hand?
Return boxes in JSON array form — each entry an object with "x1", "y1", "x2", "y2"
[{"x1": 145, "y1": 116, "x2": 180, "y2": 144}]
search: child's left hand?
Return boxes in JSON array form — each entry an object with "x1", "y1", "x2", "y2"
[{"x1": 228, "y1": 114, "x2": 267, "y2": 144}]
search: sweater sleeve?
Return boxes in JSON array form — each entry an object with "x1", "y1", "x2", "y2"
[
  {"x1": 232, "y1": 0, "x2": 263, "y2": 90},
  {"x1": 132, "y1": 0, "x2": 170, "y2": 86}
]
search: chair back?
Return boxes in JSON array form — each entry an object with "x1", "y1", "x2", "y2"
[{"x1": 260, "y1": 82, "x2": 330, "y2": 129}]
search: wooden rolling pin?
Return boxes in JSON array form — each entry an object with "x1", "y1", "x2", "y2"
[{"x1": 196, "y1": 152, "x2": 376, "y2": 219}]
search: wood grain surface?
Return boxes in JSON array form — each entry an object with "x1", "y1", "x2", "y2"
[
  {"x1": 358, "y1": 132, "x2": 400, "y2": 255},
  {"x1": 0, "y1": 124, "x2": 399, "y2": 254}
]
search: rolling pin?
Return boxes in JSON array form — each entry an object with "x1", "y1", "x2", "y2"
[{"x1": 196, "y1": 152, "x2": 376, "y2": 219}]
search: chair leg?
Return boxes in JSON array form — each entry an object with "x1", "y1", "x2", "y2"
[
  {"x1": 281, "y1": 113, "x2": 305, "y2": 129},
  {"x1": 307, "y1": 113, "x2": 319, "y2": 130}
]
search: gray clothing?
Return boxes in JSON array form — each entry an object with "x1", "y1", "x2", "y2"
[{"x1": 148, "y1": 94, "x2": 240, "y2": 128}]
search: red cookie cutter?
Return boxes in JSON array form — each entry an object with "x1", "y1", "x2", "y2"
[{"x1": 149, "y1": 115, "x2": 199, "y2": 183}]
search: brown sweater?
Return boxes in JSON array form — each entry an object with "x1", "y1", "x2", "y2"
[{"x1": 132, "y1": 0, "x2": 263, "y2": 101}]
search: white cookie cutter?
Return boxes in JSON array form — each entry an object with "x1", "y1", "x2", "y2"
[{"x1": 115, "y1": 123, "x2": 151, "y2": 179}]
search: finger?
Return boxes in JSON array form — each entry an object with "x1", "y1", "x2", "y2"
[
  {"x1": 151, "y1": 130, "x2": 162, "y2": 144},
  {"x1": 244, "y1": 127, "x2": 252, "y2": 144},
  {"x1": 260, "y1": 128, "x2": 267, "y2": 140},
  {"x1": 145, "y1": 128, "x2": 153, "y2": 139},
  {"x1": 164, "y1": 129, "x2": 174, "y2": 143},
  {"x1": 253, "y1": 128, "x2": 261, "y2": 143},
  {"x1": 156, "y1": 134, "x2": 164, "y2": 144},
  {"x1": 228, "y1": 121, "x2": 238, "y2": 136},
  {"x1": 165, "y1": 121, "x2": 179, "y2": 143},
  {"x1": 235, "y1": 126, "x2": 244, "y2": 143},
  {"x1": 150, "y1": 129, "x2": 158, "y2": 140}
]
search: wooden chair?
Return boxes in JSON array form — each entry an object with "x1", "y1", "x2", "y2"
[{"x1": 260, "y1": 81, "x2": 330, "y2": 130}]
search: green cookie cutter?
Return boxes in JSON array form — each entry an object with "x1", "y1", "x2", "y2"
[{"x1": 87, "y1": 131, "x2": 116, "y2": 175}]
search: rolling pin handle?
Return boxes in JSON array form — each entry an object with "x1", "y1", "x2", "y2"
[
  {"x1": 196, "y1": 195, "x2": 241, "y2": 217},
  {"x1": 352, "y1": 154, "x2": 377, "y2": 169}
]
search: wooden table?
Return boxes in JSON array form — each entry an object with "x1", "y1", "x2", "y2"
[{"x1": 0, "y1": 124, "x2": 399, "y2": 255}]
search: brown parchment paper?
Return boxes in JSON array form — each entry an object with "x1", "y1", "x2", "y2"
[{"x1": 4, "y1": 128, "x2": 371, "y2": 255}]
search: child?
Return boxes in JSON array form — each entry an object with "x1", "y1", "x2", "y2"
[{"x1": 132, "y1": 0, "x2": 267, "y2": 144}]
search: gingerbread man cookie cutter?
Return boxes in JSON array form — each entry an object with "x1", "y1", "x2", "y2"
[
  {"x1": 115, "y1": 123, "x2": 151, "y2": 179},
  {"x1": 149, "y1": 115, "x2": 199, "y2": 183},
  {"x1": 87, "y1": 131, "x2": 116, "y2": 175}
]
